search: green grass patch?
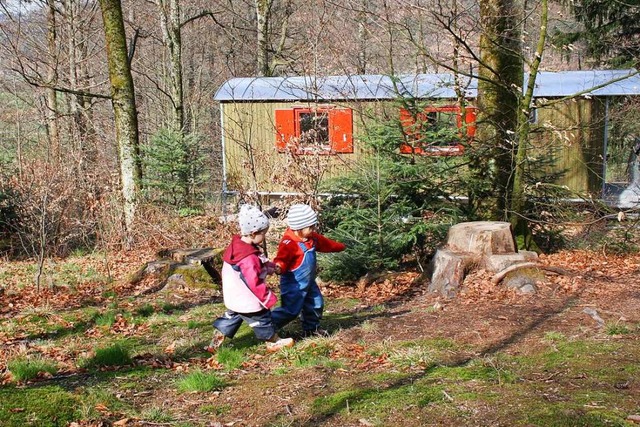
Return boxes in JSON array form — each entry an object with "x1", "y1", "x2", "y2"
[
  {"x1": 142, "y1": 406, "x2": 175, "y2": 422},
  {"x1": 176, "y1": 370, "x2": 227, "y2": 393},
  {"x1": 216, "y1": 347, "x2": 246, "y2": 371},
  {"x1": 274, "y1": 337, "x2": 340, "y2": 369},
  {"x1": 605, "y1": 322, "x2": 631, "y2": 335},
  {"x1": 527, "y1": 406, "x2": 631, "y2": 426},
  {"x1": 82, "y1": 342, "x2": 132, "y2": 368},
  {"x1": 7, "y1": 357, "x2": 57, "y2": 382},
  {"x1": 544, "y1": 331, "x2": 566, "y2": 342},
  {"x1": 389, "y1": 341, "x2": 436, "y2": 370},
  {"x1": 74, "y1": 387, "x2": 130, "y2": 421},
  {"x1": 94, "y1": 310, "x2": 118, "y2": 327},
  {"x1": 540, "y1": 340, "x2": 621, "y2": 371},
  {"x1": 428, "y1": 358, "x2": 517, "y2": 384},
  {"x1": 102, "y1": 290, "x2": 118, "y2": 299},
  {"x1": 135, "y1": 303, "x2": 155, "y2": 317},
  {"x1": 161, "y1": 302, "x2": 181, "y2": 314},
  {"x1": 56, "y1": 262, "x2": 111, "y2": 288},
  {"x1": 199, "y1": 404, "x2": 231, "y2": 415},
  {"x1": 0, "y1": 385, "x2": 79, "y2": 426},
  {"x1": 312, "y1": 379, "x2": 444, "y2": 421}
]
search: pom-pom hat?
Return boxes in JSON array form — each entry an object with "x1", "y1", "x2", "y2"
[
  {"x1": 238, "y1": 204, "x2": 270, "y2": 235},
  {"x1": 287, "y1": 204, "x2": 318, "y2": 231}
]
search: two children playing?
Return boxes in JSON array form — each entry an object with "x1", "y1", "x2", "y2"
[{"x1": 207, "y1": 203, "x2": 345, "y2": 353}]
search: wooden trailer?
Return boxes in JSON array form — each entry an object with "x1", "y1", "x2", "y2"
[{"x1": 214, "y1": 70, "x2": 640, "y2": 201}]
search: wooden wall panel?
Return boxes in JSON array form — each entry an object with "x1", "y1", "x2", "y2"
[
  {"x1": 532, "y1": 98, "x2": 605, "y2": 195},
  {"x1": 222, "y1": 101, "x2": 372, "y2": 194}
]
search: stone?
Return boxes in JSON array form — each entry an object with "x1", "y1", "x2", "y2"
[{"x1": 501, "y1": 267, "x2": 543, "y2": 293}]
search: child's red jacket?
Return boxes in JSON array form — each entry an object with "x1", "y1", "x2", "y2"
[{"x1": 274, "y1": 228, "x2": 345, "y2": 273}]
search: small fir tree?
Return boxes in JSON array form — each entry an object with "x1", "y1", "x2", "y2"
[
  {"x1": 142, "y1": 128, "x2": 210, "y2": 209},
  {"x1": 319, "y1": 102, "x2": 467, "y2": 281}
]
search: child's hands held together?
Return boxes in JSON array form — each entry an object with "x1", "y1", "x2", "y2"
[{"x1": 265, "y1": 261, "x2": 277, "y2": 275}]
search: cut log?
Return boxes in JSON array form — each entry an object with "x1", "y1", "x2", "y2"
[
  {"x1": 484, "y1": 251, "x2": 538, "y2": 273},
  {"x1": 132, "y1": 248, "x2": 223, "y2": 293},
  {"x1": 491, "y1": 263, "x2": 570, "y2": 285},
  {"x1": 491, "y1": 262, "x2": 539, "y2": 285}
]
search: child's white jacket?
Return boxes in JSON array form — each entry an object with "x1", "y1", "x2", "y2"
[{"x1": 221, "y1": 235, "x2": 277, "y2": 313}]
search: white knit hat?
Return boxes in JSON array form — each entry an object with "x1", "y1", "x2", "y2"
[
  {"x1": 287, "y1": 204, "x2": 318, "y2": 230},
  {"x1": 238, "y1": 204, "x2": 270, "y2": 235}
]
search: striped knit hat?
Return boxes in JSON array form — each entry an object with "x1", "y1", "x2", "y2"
[
  {"x1": 238, "y1": 204, "x2": 270, "y2": 235},
  {"x1": 287, "y1": 204, "x2": 318, "y2": 231}
]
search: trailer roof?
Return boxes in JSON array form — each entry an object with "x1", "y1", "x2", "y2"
[{"x1": 214, "y1": 69, "x2": 640, "y2": 102}]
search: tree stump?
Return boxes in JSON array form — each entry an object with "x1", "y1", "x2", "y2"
[
  {"x1": 131, "y1": 247, "x2": 223, "y2": 294},
  {"x1": 428, "y1": 221, "x2": 539, "y2": 297}
]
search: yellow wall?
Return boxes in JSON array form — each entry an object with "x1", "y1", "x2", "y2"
[
  {"x1": 221, "y1": 98, "x2": 606, "y2": 196},
  {"x1": 222, "y1": 100, "x2": 377, "y2": 194},
  {"x1": 531, "y1": 98, "x2": 605, "y2": 195}
]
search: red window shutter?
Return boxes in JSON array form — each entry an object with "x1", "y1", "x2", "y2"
[
  {"x1": 275, "y1": 109, "x2": 296, "y2": 152},
  {"x1": 328, "y1": 108, "x2": 354, "y2": 153},
  {"x1": 464, "y1": 107, "x2": 478, "y2": 137},
  {"x1": 399, "y1": 108, "x2": 424, "y2": 154}
]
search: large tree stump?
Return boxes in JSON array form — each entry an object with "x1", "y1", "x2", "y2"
[
  {"x1": 429, "y1": 221, "x2": 539, "y2": 297},
  {"x1": 131, "y1": 248, "x2": 223, "y2": 294}
]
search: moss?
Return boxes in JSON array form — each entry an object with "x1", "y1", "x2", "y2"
[
  {"x1": 527, "y1": 406, "x2": 630, "y2": 426},
  {"x1": 170, "y1": 265, "x2": 219, "y2": 289}
]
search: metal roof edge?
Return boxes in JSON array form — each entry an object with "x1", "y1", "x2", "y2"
[{"x1": 214, "y1": 69, "x2": 640, "y2": 102}]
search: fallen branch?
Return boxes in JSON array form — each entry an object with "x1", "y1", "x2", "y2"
[{"x1": 491, "y1": 263, "x2": 571, "y2": 285}]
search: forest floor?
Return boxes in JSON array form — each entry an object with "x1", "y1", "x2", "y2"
[{"x1": 0, "y1": 248, "x2": 639, "y2": 426}]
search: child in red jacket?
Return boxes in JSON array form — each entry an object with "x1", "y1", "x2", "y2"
[
  {"x1": 272, "y1": 204, "x2": 345, "y2": 337},
  {"x1": 207, "y1": 204, "x2": 294, "y2": 353}
]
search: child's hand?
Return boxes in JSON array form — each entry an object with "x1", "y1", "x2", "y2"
[{"x1": 265, "y1": 261, "x2": 277, "y2": 275}]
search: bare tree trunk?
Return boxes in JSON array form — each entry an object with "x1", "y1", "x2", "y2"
[
  {"x1": 356, "y1": 0, "x2": 368, "y2": 75},
  {"x1": 476, "y1": 0, "x2": 524, "y2": 219},
  {"x1": 45, "y1": 0, "x2": 60, "y2": 158},
  {"x1": 158, "y1": 0, "x2": 185, "y2": 132},
  {"x1": 255, "y1": 0, "x2": 271, "y2": 76},
  {"x1": 65, "y1": 0, "x2": 97, "y2": 178},
  {"x1": 511, "y1": 0, "x2": 548, "y2": 250},
  {"x1": 98, "y1": 0, "x2": 141, "y2": 239}
]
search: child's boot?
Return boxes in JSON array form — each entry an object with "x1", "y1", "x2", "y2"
[
  {"x1": 205, "y1": 329, "x2": 226, "y2": 353},
  {"x1": 265, "y1": 334, "x2": 294, "y2": 352}
]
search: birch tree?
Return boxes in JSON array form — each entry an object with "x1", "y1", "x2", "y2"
[
  {"x1": 254, "y1": 0, "x2": 293, "y2": 76},
  {"x1": 510, "y1": 0, "x2": 548, "y2": 248},
  {"x1": 156, "y1": 0, "x2": 185, "y2": 132},
  {"x1": 45, "y1": 0, "x2": 60, "y2": 154}
]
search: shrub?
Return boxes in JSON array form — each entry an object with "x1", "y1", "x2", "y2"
[
  {"x1": 142, "y1": 128, "x2": 210, "y2": 208},
  {"x1": 318, "y1": 106, "x2": 463, "y2": 281}
]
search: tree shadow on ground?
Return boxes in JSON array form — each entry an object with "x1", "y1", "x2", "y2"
[{"x1": 294, "y1": 291, "x2": 584, "y2": 427}]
